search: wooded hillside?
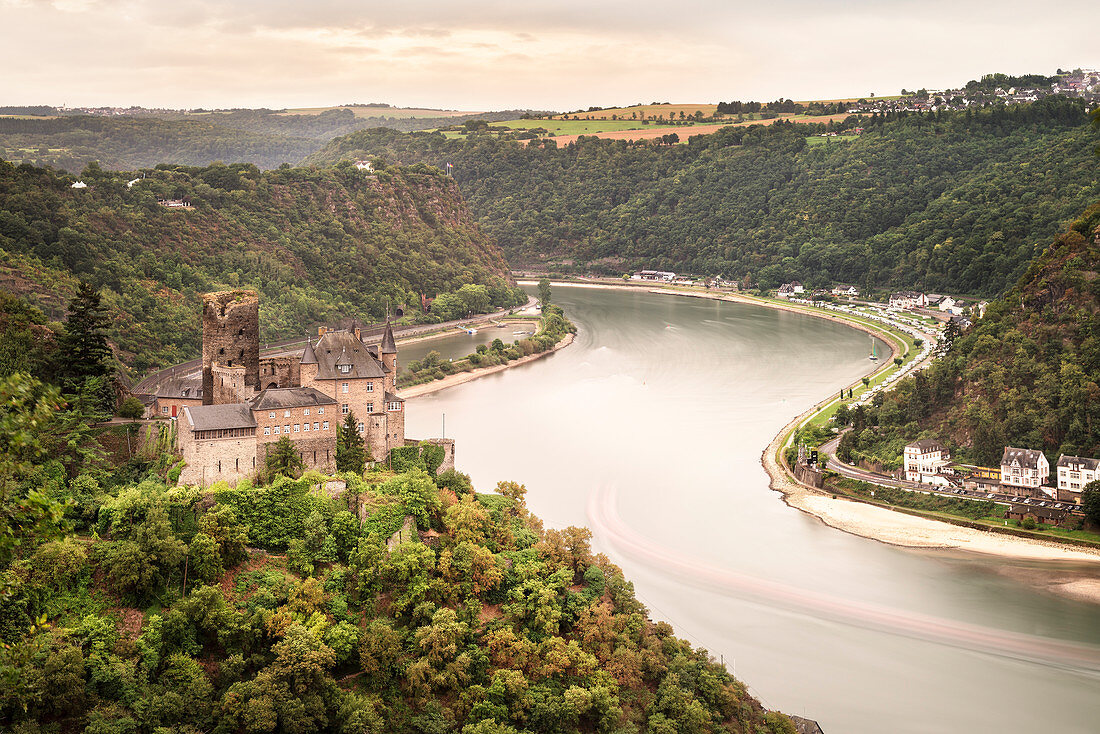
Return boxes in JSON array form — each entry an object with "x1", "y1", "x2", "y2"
[
  {"x1": 0, "y1": 159, "x2": 516, "y2": 372},
  {"x1": 838, "y1": 203, "x2": 1100, "y2": 469},
  {"x1": 309, "y1": 97, "x2": 1099, "y2": 297}
]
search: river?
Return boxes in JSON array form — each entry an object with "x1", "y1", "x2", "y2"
[{"x1": 405, "y1": 285, "x2": 1100, "y2": 734}]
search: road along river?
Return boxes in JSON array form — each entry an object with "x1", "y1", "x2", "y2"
[{"x1": 405, "y1": 285, "x2": 1100, "y2": 734}]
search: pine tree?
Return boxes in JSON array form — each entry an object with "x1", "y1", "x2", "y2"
[
  {"x1": 265, "y1": 436, "x2": 304, "y2": 479},
  {"x1": 336, "y1": 411, "x2": 366, "y2": 475},
  {"x1": 58, "y1": 281, "x2": 113, "y2": 411}
]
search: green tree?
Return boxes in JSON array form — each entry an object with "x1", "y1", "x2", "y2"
[
  {"x1": 57, "y1": 281, "x2": 113, "y2": 411},
  {"x1": 337, "y1": 411, "x2": 367, "y2": 474},
  {"x1": 537, "y1": 278, "x2": 551, "y2": 309},
  {"x1": 117, "y1": 396, "x2": 144, "y2": 421},
  {"x1": 265, "y1": 435, "x2": 304, "y2": 479},
  {"x1": 1081, "y1": 480, "x2": 1100, "y2": 526}
]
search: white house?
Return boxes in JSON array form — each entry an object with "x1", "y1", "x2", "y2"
[
  {"x1": 1055, "y1": 455, "x2": 1099, "y2": 504},
  {"x1": 791, "y1": 281, "x2": 804, "y2": 294},
  {"x1": 831, "y1": 284, "x2": 859, "y2": 297},
  {"x1": 777, "y1": 283, "x2": 795, "y2": 298},
  {"x1": 354, "y1": 160, "x2": 374, "y2": 172},
  {"x1": 904, "y1": 439, "x2": 951, "y2": 484},
  {"x1": 71, "y1": 181, "x2": 87, "y2": 189},
  {"x1": 632, "y1": 270, "x2": 676, "y2": 282},
  {"x1": 889, "y1": 291, "x2": 927, "y2": 309},
  {"x1": 1000, "y1": 447, "x2": 1051, "y2": 497}
]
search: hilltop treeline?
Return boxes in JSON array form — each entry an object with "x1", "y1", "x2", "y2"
[
  {"x1": 0, "y1": 159, "x2": 518, "y2": 372},
  {"x1": 837, "y1": 204, "x2": 1100, "y2": 469},
  {"x1": 309, "y1": 97, "x2": 1099, "y2": 297},
  {"x1": 0, "y1": 365, "x2": 794, "y2": 734},
  {"x1": 0, "y1": 110, "x2": 538, "y2": 172}
]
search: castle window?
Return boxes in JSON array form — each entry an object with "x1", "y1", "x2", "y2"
[
  {"x1": 313, "y1": 422, "x2": 319, "y2": 430},
  {"x1": 218, "y1": 461, "x2": 222, "y2": 473},
  {"x1": 294, "y1": 424, "x2": 300, "y2": 432},
  {"x1": 273, "y1": 426, "x2": 280, "y2": 434},
  {"x1": 284, "y1": 425, "x2": 290, "y2": 433},
  {"x1": 264, "y1": 427, "x2": 271, "y2": 436},
  {"x1": 366, "y1": 382, "x2": 374, "y2": 392},
  {"x1": 318, "y1": 407, "x2": 324, "y2": 414},
  {"x1": 269, "y1": 412, "x2": 276, "y2": 419},
  {"x1": 387, "y1": 402, "x2": 400, "y2": 411},
  {"x1": 162, "y1": 406, "x2": 169, "y2": 414},
  {"x1": 340, "y1": 364, "x2": 351, "y2": 374},
  {"x1": 342, "y1": 404, "x2": 349, "y2": 415},
  {"x1": 366, "y1": 402, "x2": 373, "y2": 413},
  {"x1": 357, "y1": 422, "x2": 364, "y2": 433},
  {"x1": 342, "y1": 382, "x2": 349, "y2": 393},
  {"x1": 284, "y1": 410, "x2": 291, "y2": 418},
  {"x1": 235, "y1": 458, "x2": 239, "y2": 471},
  {"x1": 304, "y1": 408, "x2": 310, "y2": 416},
  {"x1": 323, "y1": 421, "x2": 329, "y2": 430},
  {"x1": 303, "y1": 423, "x2": 309, "y2": 432}
]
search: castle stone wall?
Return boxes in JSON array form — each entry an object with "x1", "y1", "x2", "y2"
[
  {"x1": 210, "y1": 363, "x2": 248, "y2": 405},
  {"x1": 177, "y1": 426, "x2": 257, "y2": 487},
  {"x1": 259, "y1": 356, "x2": 301, "y2": 390}
]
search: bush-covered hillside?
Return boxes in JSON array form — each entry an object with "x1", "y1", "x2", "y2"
[
  {"x1": 309, "y1": 97, "x2": 1099, "y2": 297},
  {"x1": 0, "y1": 369, "x2": 795, "y2": 733},
  {"x1": 836, "y1": 203, "x2": 1100, "y2": 469},
  {"x1": 0, "y1": 159, "x2": 517, "y2": 372}
]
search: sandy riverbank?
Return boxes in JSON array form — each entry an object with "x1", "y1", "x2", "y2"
[
  {"x1": 401, "y1": 333, "x2": 575, "y2": 399},
  {"x1": 762, "y1": 413, "x2": 1100, "y2": 602}
]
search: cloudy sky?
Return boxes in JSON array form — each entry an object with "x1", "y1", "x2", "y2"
[{"x1": 1, "y1": 0, "x2": 1095, "y2": 111}]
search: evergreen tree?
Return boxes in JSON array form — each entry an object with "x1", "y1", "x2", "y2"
[
  {"x1": 336, "y1": 411, "x2": 366, "y2": 475},
  {"x1": 57, "y1": 281, "x2": 113, "y2": 411},
  {"x1": 265, "y1": 436, "x2": 304, "y2": 479}
]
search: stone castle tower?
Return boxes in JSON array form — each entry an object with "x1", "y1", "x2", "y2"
[{"x1": 201, "y1": 290, "x2": 259, "y2": 405}]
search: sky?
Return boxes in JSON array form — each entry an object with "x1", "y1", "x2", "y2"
[{"x1": 0, "y1": 0, "x2": 1096, "y2": 111}]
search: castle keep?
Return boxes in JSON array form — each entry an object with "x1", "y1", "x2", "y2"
[{"x1": 176, "y1": 289, "x2": 428, "y2": 486}]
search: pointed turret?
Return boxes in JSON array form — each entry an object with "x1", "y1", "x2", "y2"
[
  {"x1": 380, "y1": 320, "x2": 398, "y2": 391},
  {"x1": 300, "y1": 339, "x2": 317, "y2": 365},
  {"x1": 380, "y1": 320, "x2": 397, "y2": 355}
]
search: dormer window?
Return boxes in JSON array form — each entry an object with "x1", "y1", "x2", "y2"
[{"x1": 339, "y1": 364, "x2": 351, "y2": 374}]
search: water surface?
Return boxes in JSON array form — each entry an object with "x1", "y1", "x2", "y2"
[{"x1": 406, "y1": 286, "x2": 1100, "y2": 734}]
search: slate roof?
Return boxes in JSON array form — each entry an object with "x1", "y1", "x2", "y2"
[
  {"x1": 183, "y1": 404, "x2": 256, "y2": 431},
  {"x1": 384, "y1": 391, "x2": 404, "y2": 403},
  {"x1": 311, "y1": 330, "x2": 385, "y2": 379},
  {"x1": 300, "y1": 340, "x2": 317, "y2": 365},
  {"x1": 153, "y1": 374, "x2": 203, "y2": 400},
  {"x1": 380, "y1": 321, "x2": 397, "y2": 354},
  {"x1": 248, "y1": 386, "x2": 336, "y2": 411},
  {"x1": 1001, "y1": 447, "x2": 1045, "y2": 469},
  {"x1": 907, "y1": 439, "x2": 946, "y2": 452},
  {"x1": 1057, "y1": 455, "x2": 1100, "y2": 470}
]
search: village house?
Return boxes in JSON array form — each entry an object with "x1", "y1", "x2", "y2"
[
  {"x1": 903, "y1": 439, "x2": 951, "y2": 484},
  {"x1": 889, "y1": 291, "x2": 927, "y2": 309},
  {"x1": 1000, "y1": 447, "x2": 1051, "y2": 497},
  {"x1": 1055, "y1": 455, "x2": 1099, "y2": 504},
  {"x1": 831, "y1": 284, "x2": 859, "y2": 297}
]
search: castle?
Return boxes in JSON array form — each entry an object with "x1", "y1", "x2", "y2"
[{"x1": 175, "y1": 290, "x2": 440, "y2": 486}]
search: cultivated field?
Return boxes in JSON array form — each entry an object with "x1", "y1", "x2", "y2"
[
  {"x1": 528, "y1": 112, "x2": 861, "y2": 147},
  {"x1": 280, "y1": 106, "x2": 482, "y2": 119},
  {"x1": 552, "y1": 103, "x2": 719, "y2": 120}
]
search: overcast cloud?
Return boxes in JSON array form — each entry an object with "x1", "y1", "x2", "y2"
[{"x1": 0, "y1": 0, "x2": 1095, "y2": 110}]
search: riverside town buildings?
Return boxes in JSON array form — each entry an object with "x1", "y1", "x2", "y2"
[
  {"x1": 1000, "y1": 447, "x2": 1050, "y2": 496},
  {"x1": 903, "y1": 439, "x2": 951, "y2": 484},
  {"x1": 1056, "y1": 456, "x2": 1099, "y2": 503},
  {"x1": 173, "y1": 290, "x2": 451, "y2": 487}
]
